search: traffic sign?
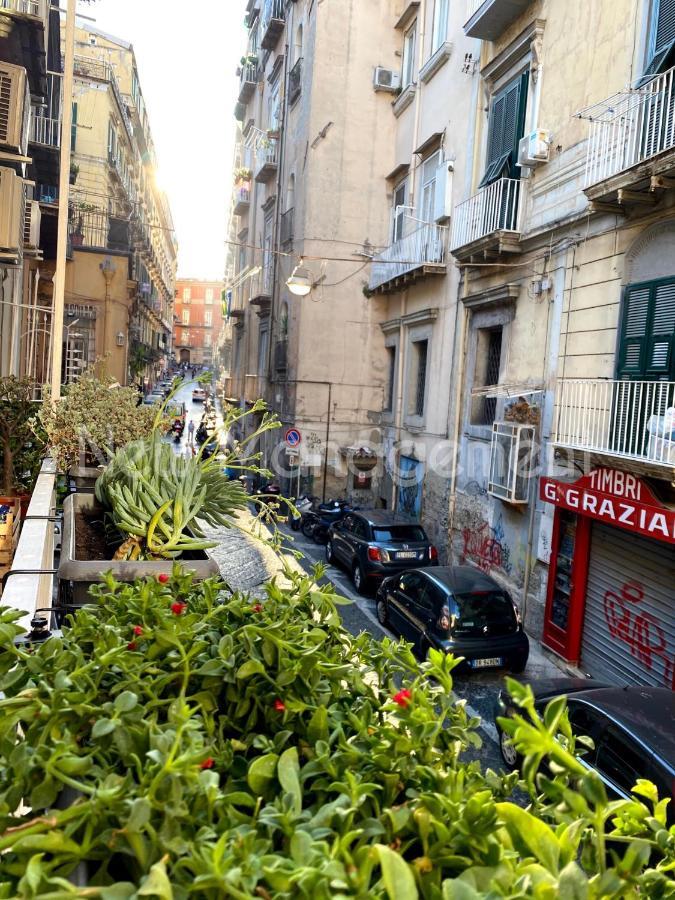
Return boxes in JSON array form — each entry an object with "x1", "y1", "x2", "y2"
[{"x1": 284, "y1": 427, "x2": 302, "y2": 448}]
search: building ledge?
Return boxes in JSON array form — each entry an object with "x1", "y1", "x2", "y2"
[
  {"x1": 554, "y1": 444, "x2": 675, "y2": 485},
  {"x1": 462, "y1": 282, "x2": 521, "y2": 309},
  {"x1": 393, "y1": 83, "x2": 416, "y2": 118},
  {"x1": 395, "y1": 1, "x2": 420, "y2": 30},
  {"x1": 464, "y1": 0, "x2": 533, "y2": 41},
  {"x1": 419, "y1": 42, "x2": 453, "y2": 84},
  {"x1": 451, "y1": 230, "x2": 522, "y2": 263},
  {"x1": 585, "y1": 148, "x2": 675, "y2": 215}
]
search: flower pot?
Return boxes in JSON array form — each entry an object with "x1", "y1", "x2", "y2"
[
  {"x1": 58, "y1": 494, "x2": 220, "y2": 607},
  {"x1": 68, "y1": 465, "x2": 103, "y2": 493}
]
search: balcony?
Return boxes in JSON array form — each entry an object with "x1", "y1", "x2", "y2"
[
  {"x1": 255, "y1": 140, "x2": 278, "y2": 183},
  {"x1": 553, "y1": 379, "x2": 675, "y2": 478},
  {"x1": 69, "y1": 209, "x2": 130, "y2": 254},
  {"x1": 29, "y1": 72, "x2": 61, "y2": 148},
  {"x1": 0, "y1": 0, "x2": 48, "y2": 27},
  {"x1": 260, "y1": 0, "x2": 285, "y2": 50},
  {"x1": 450, "y1": 177, "x2": 522, "y2": 261},
  {"x1": 238, "y1": 62, "x2": 259, "y2": 105},
  {"x1": 250, "y1": 265, "x2": 273, "y2": 309},
  {"x1": 74, "y1": 56, "x2": 133, "y2": 143},
  {"x1": 289, "y1": 57, "x2": 302, "y2": 104},
  {"x1": 280, "y1": 206, "x2": 294, "y2": 247},
  {"x1": 233, "y1": 183, "x2": 251, "y2": 216},
  {"x1": 464, "y1": 0, "x2": 533, "y2": 41},
  {"x1": 369, "y1": 221, "x2": 448, "y2": 295}
]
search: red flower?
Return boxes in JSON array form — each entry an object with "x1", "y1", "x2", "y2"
[
  {"x1": 200, "y1": 757, "x2": 215, "y2": 769},
  {"x1": 171, "y1": 602, "x2": 186, "y2": 616},
  {"x1": 252, "y1": 603, "x2": 263, "y2": 613},
  {"x1": 273, "y1": 699, "x2": 286, "y2": 712},
  {"x1": 133, "y1": 625, "x2": 143, "y2": 636},
  {"x1": 126, "y1": 641, "x2": 137, "y2": 651},
  {"x1": 393, "y1": 689, "x2": 412, "y2": 708},
  {"x1": 157, "y1": 573, "x2": 170, "y2": 584}
]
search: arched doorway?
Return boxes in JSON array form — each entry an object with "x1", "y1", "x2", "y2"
[{"x1": 179, "y1": 349, "x2": 190, "y2": 364}]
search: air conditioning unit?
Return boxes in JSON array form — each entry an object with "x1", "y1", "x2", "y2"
[
  {"x1": 488, "y1": 422, "x2": 537, "y2": 504},
  {"x1": 518, "y1": 129, "x2": 551, "y2": 168},
  {"x1": 0, "y1": 63, "x2": 30, "y2": 156},
  {"x1": 23, "y1": 200, "x2": 41, "y2": 251},
  {"x1": 373, "y1": 67, "x2": 401, "y2": 92},
  {"x1": 0, "y1": 167, "x2": 25, "y2": 255}
]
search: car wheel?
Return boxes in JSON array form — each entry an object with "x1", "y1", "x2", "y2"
[
  {"x1": 325, "y1": 541, "x2": 335, "y2": 564},
  {"x1": 510, "y1": 656, "x2": 528, "y2": 675},
  {"x1": 498, "y1": 725, "x2": 520, "y2": 770},
  {"x1": 352, "y1": 562, "x2": 367, "y2": 595},
  {"x1": 376, "y1": 597, "x2": 388, "y2": 625},
  {"x1": 301, "y1": 519, "x2": 315, "y2": 539}
]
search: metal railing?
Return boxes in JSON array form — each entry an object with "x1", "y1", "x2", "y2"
[
  {"x1": 256, "y1": 139, "x2": 279, "y2": 170},
  {"x1": 369, "y1": 221, "x2": 448, "y2": 291},
  {"x1": 0, "y1": 0, "x2": 48, "y2": 21},
  {"x1": 29, "y1": 73, "x2": 62, "y2": 147},
  {"x1": 69, "y1": 209, "x2": 130, "y2": 253},
  {"x1": 261, "y1": 0, "x2": 284, "y2": 35},
  {"x1": 451, "y1": 177, "x2": 522, "y2": 251},
  {"x1": 582, "y1": 63, "x2": 675, "y2": 188},
  {"x1": 289, "y1": 57, "x2": 302, "y2": 103},
  {"x1": 280, "y1": 207, "x2": 294, "y2": 246},
  {"x1": 239, "y1": 62, "x2": 258, "y2": 91},
  {"x1": 2, "y1": 459, "x2": 56, "y2": 627},
  {"x1": 234, "y1": 184, "x2": 251, "y2": 206},
  {"x1": 554, "y1": 378, "x2": 675, "y2": 468},
  {"x1": 74, "y1": 56, "x2": 134, "y2": 142}
]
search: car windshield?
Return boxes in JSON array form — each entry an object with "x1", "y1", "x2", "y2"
[
  {"x1": 372, "y1": 525, "x2": 426, "y2": 542},
  {"x1": 451, "y1": 591, "x2": 516, "y2": 635}
]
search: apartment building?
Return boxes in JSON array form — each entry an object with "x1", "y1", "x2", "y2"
[
  {"x1": 60, "y1": 23, "x2": 177, "y2": 387},
  {"x1": 174, "y1": 279, "x2": 225, "y2": 369},
  {"x1": 226, "y1": 0, "x2": 397, "y2": 501},
  {"x1": 0, "y1": 0, "x2": 60, "y2": 384},
  {"x1": 449, "y1": 0, "x2": 675, "y2": 685}
]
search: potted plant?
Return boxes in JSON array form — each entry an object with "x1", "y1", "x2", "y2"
[
  {"x1": 37, "y1": 365, "x2": 157, "y2": 490},
  {"x1": 69, "y1": 162, "x2": 79, "y2": 185},
  {"x1": 0, "y1": 572, "x2": 669, "y2": 892},
  {"x1": 71, "y1": 213, "x2": 84, "y2": 247},
  {"x1": 0, "y1": 375, "x2": 45, "y2": 516}
]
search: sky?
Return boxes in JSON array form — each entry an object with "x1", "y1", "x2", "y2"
[{"x1": 82, "y1": 0, "x2": 245, "y2": 280}]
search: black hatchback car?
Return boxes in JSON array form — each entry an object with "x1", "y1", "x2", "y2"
[
  {"x1": 495, "y1": 680, "x2": 675, "y2": 820},
  {"x1": 376, "y1": 566, "x2": 529, "y2": 672},
  {"x1": 326, "y1": 510, "x2": 438, "y2": 594}
]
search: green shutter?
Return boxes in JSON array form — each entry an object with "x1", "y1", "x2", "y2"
[
  {"x1": 617, "y1": 278, "x2": 675, "y2": 381},
  {"x1": 71, "y1": 102, "x2": 77, "y2": 151},
  {"x1": 480, "y1": 70, "x2": 529, "y2": 187},
  {"x1": 655, "y1": 0, "x2": 675, "y2": 53}
]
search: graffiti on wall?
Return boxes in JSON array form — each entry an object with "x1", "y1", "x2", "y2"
[
  {"x1": 603, "y1": 580, "x2": 674, "y2": 689},
  {"x1": 462, "y1": 515, "x2": 513, "y2": 577}
]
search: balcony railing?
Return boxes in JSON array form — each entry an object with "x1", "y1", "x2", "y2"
[
  {"x1": 581, "y1": 64, "x2": 675, "y2": 190},
  {"x1": 0, "y1": 0, "x2": 48, "y2": 25},
  {"x1": 289, "y1": 57, "x2": 302, "y2": 104},
  {"x1": 554, "y1": 379, "x2": 675, "y2": 470},
  {"x1": 29, "y1": 72, "x2": 61, "y2": 147},
  {"x1": 280, "y1": 207, "x2": 294, "y2": 246},
  {"x1": 464, "y1": 0, "x2": 533, "y2": 40},
  {"x1": 74, "y1": 56, "x2": 134, "y2": 142},
  {"x1": 369, "y1": 221, "x2": 448, "y2": 293},
  {"x1": 70, "y1": 209, "x2": 130, "y2": 253},
  {"x1": 451, "y1": 177, "x2": 522, "y2": 254},
  {"x1": 238, "y1": 62, "x2": 259, "y2": 104},
  {"x1": 255, "y1": 139, "x2": 279, "y2": 182},
  {"x1": 234, "y1": 183, "x2": 251, "y2": 216},
  {"x1": 260, "y1": 0, "x2": 285, "y2": 49}
]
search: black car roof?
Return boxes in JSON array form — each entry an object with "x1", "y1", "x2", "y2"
[
  {"x1": 356, "y1": 510, "x2": 423, "y2": 527},
  {"x1": 424, "y1": 565, "x2": 505, "y2": 594}
]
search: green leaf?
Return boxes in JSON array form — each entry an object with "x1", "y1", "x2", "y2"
[
  {"x1": 235, "y1": 659, "x2": 266, "y2": 680},
  {"x1": 375, "y1": 844, "x2": 418, "y2": 900},
  {"x1": 307, "y1": 705, "x2": 329, "y2": 744},
  {"x1": 99, "y1": 886, "x2": 137, "y2": 900},
  {"x1": 127, "y1": 797, "x2": 152, "y2": 831},
  {"x1": 138, "y1": 858, "x2": 173, "y2": 899},
  {"x1": 12, "y1": 832, "x2": 81, "y2": 855},
  {"x1": 278, "y1": 746, "x2": 302, "y2": 815},
  {"x1": 114, "y1": 690, "x2": 138, "y2": 713},
  {"x1": 496, "y1": 802, "x2": 560, "y2": 874},
  {"x1": 18, "y1": 854, "x2": 44, "y2": 896},
  {"x1": 557, "y1": 861, "x2": 589, "y2": 899},
  {"x1": 442, "y1": 882, "x2": 482, "y2": 900},
  {"x1": 92, "y1": 718, "x2": 116, "y2": 738},
  {"x1": 246, "y1": 753, "x2": 279, "y2": 795}
]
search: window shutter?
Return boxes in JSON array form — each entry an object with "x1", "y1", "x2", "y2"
[
  {"x1": 647, "y1": 281, "x2": 675, "y2": 377},
  {"x1": 483, "y1": 70, "x2": 529, "y2": 185},
  {"x1": 617, "y1": 284, "x2": 651, "y2": 378},
  {"x1": 71, "y1": 102, "x2": 77, "y2": 151},
  {"x1": 433, "y1": 160, "x2": 450, "y2": 221},
  {"x1": 617, "y1": 279, "x2": 675, "y2": 380},
  {"x1": 655, "y1": 0, "x2": 675, "y2": 52}
]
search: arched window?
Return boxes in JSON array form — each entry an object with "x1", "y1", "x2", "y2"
[
  {"x1": 295, "y1": 24, "x2": 303, "y2": 63},
  {"x1": 286, "y1": 173, "x2": 295, "y2": 212},
  {"x1": 280, "y1": 301, "x2": 289, "y2": 337}
]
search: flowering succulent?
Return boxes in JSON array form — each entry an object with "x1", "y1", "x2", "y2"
[
  {"x1": 393, "y1": 688, "x2": 412, "y2": 708},
  {"x1": 170, "y1": 601, "x2": 186, "y2": 615},
  {"x1": 157, "y1": 573, "x2": 169, "y2": 584}
]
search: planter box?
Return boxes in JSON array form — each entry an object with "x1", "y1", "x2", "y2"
[
  {"x1": 68, "y1": 466, "x2": 103, "y2": 493},
  {"x1": 59, "y1": 494, "x2": 220, "y2": 606}
]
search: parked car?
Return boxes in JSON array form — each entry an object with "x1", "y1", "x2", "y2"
[
  {"x1": 495, "y1": 680, "x2": 675, "y2": 819},
  {"x1": 375, "y1": 566, "x2": 529, "y2": 671},
  {"x1": 192, "y1": 387, "x2": 206, "y2": 403},
  {"x1": 165, "y1": 400, "x2": 186, "y2": 423},
  {"x1": 326, "y1": 510, "x2": 438, "y2": 594},
  {"x1": 143, "y1": 390, "x2": 164, "y2": 406}
]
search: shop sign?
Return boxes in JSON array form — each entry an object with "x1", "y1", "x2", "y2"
[{"x1": 540, "y1": 468, "x2": 675, "y2": 544}]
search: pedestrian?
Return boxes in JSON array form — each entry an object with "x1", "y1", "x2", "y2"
[{"x1": 187, "y1": 420, "x2": 195, "y2": 444}]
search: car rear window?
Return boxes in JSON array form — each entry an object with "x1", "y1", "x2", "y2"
[
  {"x1": 452, "y1": 591, "x2": 516, "y2": 635},
  {"x1": 372, "y1": 525, "x2": 426, "y2": 542}
]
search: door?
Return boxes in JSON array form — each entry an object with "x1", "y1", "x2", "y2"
[
  {"x1": 406, "y1": 574, "x2": 436, "y2": 637},
  {"x1": 581, "y1": 523, "x2": 675, "y2": 689},
  {"x1": 397, "y1": 456, "x2": 423, "y2": 517},
  {"x1": 392, "y1": 180, "x2": 408, "y2": 243},
  {"x1": 332, "y1": 514, "x2": 354, "y2": 564},
  {"x1": 388, "y1": 571, "x2": 424, "y2": 640},
  {"x1": 349, "y1": 516, "x2": 369, "y2": 567}
]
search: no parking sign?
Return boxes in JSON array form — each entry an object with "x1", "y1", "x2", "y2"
[{"x1": 284, "y1": 427, "x2": 302, "y2": 448}]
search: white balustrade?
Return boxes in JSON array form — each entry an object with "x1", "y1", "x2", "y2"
[
  {"x1": 451, "y1": 177, "x2": 522, "y2": 251},
  {"x1": 554, "y1": 379, "x2": 675, "y2": 468},
  {"x1": 465, "y1": 0, "x2": 485, "y2": 22},
  {"x1": 0, "y1": 0, "x2": 47, "y2": 19},
  {"x1": 369, "y1": 221, "x2": 448, "y2": 292}
]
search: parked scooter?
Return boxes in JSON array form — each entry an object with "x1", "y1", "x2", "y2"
[
  {"x1": 290, "y1": 494, "x2": 316, "y2": 531},
  {"x1": 302, "y1": 499, "x2": 356, "y2": 544}
]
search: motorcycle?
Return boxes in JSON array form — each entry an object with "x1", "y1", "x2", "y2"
[
  {"x1": 290, "y1": 494, "x2": 316, "y2": 532},
  {"x1": 302, "y1": 499, "x2": 356, "y2": 544},
  {"x1": 172, "y1": 420, "x2": 184, "y2": 443}
]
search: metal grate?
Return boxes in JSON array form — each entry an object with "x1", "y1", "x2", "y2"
[
  {"x1": 414, "y1": 340, "x2": 428, "y2": 417},
  {"x1": 482, "y1": 328, "x2": 502, "y2": 424},
  {"x1": 0, "y1": 70, "x2": 11, "y2": 144},
  {"x1": 386, "y1": 347, "x2": 396, "y2": 411}
]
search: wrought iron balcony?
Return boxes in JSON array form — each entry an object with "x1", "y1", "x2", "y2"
[
  {"x1": 238, "y1": 62, "x2": 259, "y2": 105},
  {"x1": 289, "y1": 57, "x2": 302, "y2": 104},
  {"x1": 260, "y1": 0, "x2": 284, "y2": 50},
  {"x1": 254, "y1": 139, "x2": 278, "y2": 183},
  {"x1": 464, "y1": 0, "x2": 533, "y2": 40},
  {"x1": 233, "y1": 183, "x2": 251, "y2": 216},
  {"x1": 280, "y1": 207, "x2": 294, "y2": 247},
  {"x1": 578, "y1": 63, "x2": 675, "y2": 209},
  {"x1": 553, "y1": 378, "x2": 675, "y2": 475},
  {"x1": 69, "y1": 209, "x2": 130, "y2": 254},
  {"x1": 369, "y1": 221, "x2": 448, "y2": 294},
  {"x1": 29, "y1": 73, "x2": 61, "y2": 148},
  {"x1": 0, "y1": 0, "x2": 48, "y2": 26},
  {"x1": 450, "y1": 177, "x2": 522, "y2": 260}
]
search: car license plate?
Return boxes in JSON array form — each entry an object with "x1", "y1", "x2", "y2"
[
  {"x1": 396, "y1": 551, "x2": 417, "y2": 559},
  {"x1": 470, "y1": 657, "x2": 503, "y2": 669}
]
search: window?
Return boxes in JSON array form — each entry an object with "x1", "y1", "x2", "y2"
[
  {"x1": 645, "y1": 0, "x2": 675, "y2": 77},
  {"x1": 182, "y1": 330, "x2": 190, "y2": 345},
  {"x1": 431, "y1": 0, "x2": 449, "y2": 54},
  {"x1": 182, "y1": 309, "x2": 189, "y2": 325},
  {"x1": 204, "y1": 333, "x2": 212, "y2": 348},
  {"x1": 411, "y1": 339, "x2": 428, "y2": 417},
  {"x1": 479, "y1": 71, "x2": 529, "y2": 188},
  {"x1": 595, "y1": 727, "x2": 643, "y2": 796},
  {"x1": 263, "y1": 214, "x2": 274, "y2": 291},
  {"x1": 295, "y1": 24, "x2": 303, "y2": 63},
  {"x1": 204, "y1": 310, "x2": 213, "y2": 327},
  {"x1": 205, "y1": 288, "x2": 214, "y2": 304},
  {"x1": 351, "y1": 518, "x2": 368, "y2": 540},
  {"x1": 385, "y1": 346, "x2": 396, "y2": 411},
  {"x1": 420, "y1": 151, "x2": 440, "y2": 223},
  {"x1": 471, "y1": 327, "x2": 503, "y2": 425},
  {"x1": 107, "y1": 120, "x2": 117, "y2": 162},
  {"x1": 71, "y1": 102, "x2": 78, "y2": 151},
  {"x1": 183, "y1": 287, "x2": 191, "y2": 301},
  {"x1": 372, "y1": 525, "x2": 426, "y2": 542},
  {"x1": 392, "y1": 179, "x2": 408, "y2": 242},
  {"x1": 258, "y1": 328, "x2": 269, "y2": 375},
  {"x1": 401, "y1": 21, "x2": 417, "y2": 88}
]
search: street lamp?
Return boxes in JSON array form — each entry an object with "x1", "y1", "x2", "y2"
[{"x1": 286, "y1": 260, "x2": 314, "y2": 297}]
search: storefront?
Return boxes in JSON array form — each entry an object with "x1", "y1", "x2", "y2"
[{"x1": 540, "y1": 467, "x2": 675, "y2": 689}]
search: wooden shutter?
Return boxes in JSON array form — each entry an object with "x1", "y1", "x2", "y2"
[
  {"x1": 647, "y1": 280, "x2": 675, "y2": 377},
  {"x1": 617, "y1": 284, "x2": 651, "y2": 379},
  {"x1": 71, "y1": 102, "x2": 77, "y2": 151},
  {"x1": 481, "y1": 70, "x2": 529, "y2": 187},
  {"x1": 655, "y1": 0, "x2": 675, "y2": 52},
  {"x1": 617, "y1": 279, "x2": 675, "y2": 380}
]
